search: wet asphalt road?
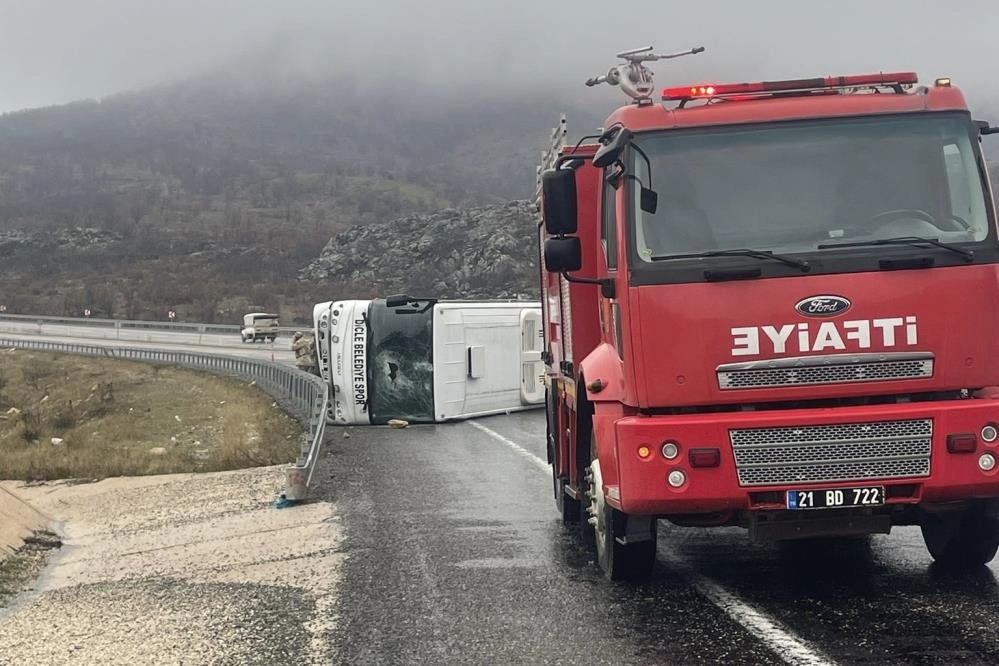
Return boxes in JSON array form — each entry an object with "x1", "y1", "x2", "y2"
[{"x1": 314, "y1": 410, "x2": 999, "y2": 665}]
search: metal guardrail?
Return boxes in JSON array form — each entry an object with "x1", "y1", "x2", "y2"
[
  {"x1": 0, "y1": 313, "x2": 305, "y2": 336},
  {"x1": 0, "y1": 337, "x2": 328, "y2": 502}
]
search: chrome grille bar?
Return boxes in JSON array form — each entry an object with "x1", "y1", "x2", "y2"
[
  {"x1": 717, "y1": 352, "x2": 934, "y2": 390},
  {"x1": 730, "y1": 418, "x2": 933, "y2": 486}
]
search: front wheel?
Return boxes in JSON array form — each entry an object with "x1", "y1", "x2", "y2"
[
  {"x1": 920, "y1": 500, "x2": 999, "y2": 568},
  {"x1": 587, "y1": 432, "x2": 656, "y2": 581}
]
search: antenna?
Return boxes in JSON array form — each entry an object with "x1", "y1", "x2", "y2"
[{"x1": 586, "y1": 46, "x2": 705, "y2": 103}]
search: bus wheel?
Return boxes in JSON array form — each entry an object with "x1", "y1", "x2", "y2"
[{"x1": 586, "y1": 432, "x2": 656, "y2": 581}]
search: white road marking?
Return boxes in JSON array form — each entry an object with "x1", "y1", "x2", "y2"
[
  {"x1": 656, "y1": 549, "x2": 834, "y2": 665},
  {"x1": 469, "y1": 419, "x2": 837, "y2": 666},
  {"x1": 467, "y1": 421, "x2": 551, "y2": 473}
]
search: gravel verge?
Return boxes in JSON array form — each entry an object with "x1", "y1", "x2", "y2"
[{"x1": 0, "y1": 466, "x2": 342, "y2": 665}]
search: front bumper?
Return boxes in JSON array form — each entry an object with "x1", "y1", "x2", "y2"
[{"x1": 612, "y1": 398, "x2": 999, "y2": 516}]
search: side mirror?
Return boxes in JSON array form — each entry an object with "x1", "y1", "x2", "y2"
[
  {"x1": 593, "y1": 127, "x2": 634, "y2": 168},
  {"x1": 976, "y1": 120, "x2": 999, "y2": 135},
  {"x1": 542, "y1": 168, "x2": 577, "y2": 235},
  {"x1": 544, "y1": 237, "x2": 582, "y2": 273},
  {"x1": 385, "y1": 294, "x2": 411, "y2": 308}
]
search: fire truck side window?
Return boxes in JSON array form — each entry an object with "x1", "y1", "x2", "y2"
[{"x1": 601, "y1": 171, "x2": 617, "y2": 269}]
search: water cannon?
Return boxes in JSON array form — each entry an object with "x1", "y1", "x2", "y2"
[{"x1": 585, "y1": 46, "x2": 705, "y2": 103}]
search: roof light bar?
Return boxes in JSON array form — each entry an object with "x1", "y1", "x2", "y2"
[{"x1": 662, "y1": 72, "x2": 919, "y2": 101}]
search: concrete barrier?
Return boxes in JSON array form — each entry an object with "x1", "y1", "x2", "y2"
[{"x1": 0, "y1": 486, "x2": 49, "y2": 557}]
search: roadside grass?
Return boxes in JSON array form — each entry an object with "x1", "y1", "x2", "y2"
[{"x1": 0, "y1": 350, "x2": 302, "y2": 480}]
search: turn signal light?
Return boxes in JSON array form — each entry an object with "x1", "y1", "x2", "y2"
[
  {"x1": 947, "y1": 433, "x2": 977, "y2": 454},
  {"x1": 688, "y1": 448, "x2": 721, "y2": 468},
  {"x1": 637, "y1": 445, "x2": 652, "y2": 459}
]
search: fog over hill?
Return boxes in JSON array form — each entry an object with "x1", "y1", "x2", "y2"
[
  {"x1": 0, "y1": 66, "x2": 603, "y2": 322},
  {"x1": 0, "y1": 0, "x2": 996, "y2": 322}
]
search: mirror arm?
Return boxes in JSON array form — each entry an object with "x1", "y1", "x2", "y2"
[
  {"x1": 555, "y1": 153, "x2": 594, "y2": 169},
  {"x1": 560, "y1": 273, "x2": 616, "y2": 299},
  {"x1": 631, "y1": 143, "x2": 654, "y2": 184},
  {"x1": 975, "y1": 120, "x2": 999, "y2": 135}
]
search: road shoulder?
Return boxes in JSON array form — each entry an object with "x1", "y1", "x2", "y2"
[{"x1": 0, "y1": 466, "x2": 342, "y2": 665}]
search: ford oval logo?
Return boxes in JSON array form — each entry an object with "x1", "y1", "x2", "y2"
[{"x1": 795, "y1": 295, "x2": 851, "y2": 318}]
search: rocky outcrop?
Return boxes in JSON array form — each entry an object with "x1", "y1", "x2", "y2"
[
  {"x1": 0, "y1": 227, "x2": 122, "y2": 255},
  {"x1": 299, "y1": 201, "x2": 541, "y2": 299}
]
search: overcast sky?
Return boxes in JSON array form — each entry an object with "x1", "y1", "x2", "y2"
[{"x1": 1, "y1": 0, "x2": 997, "y2": 114}]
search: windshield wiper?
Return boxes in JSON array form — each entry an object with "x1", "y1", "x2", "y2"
[
  {"x1": 651, "y1": 248, "x2": 811, "y2": 272},
  {"x1": 817, "y1": 236, "x2": 974, "y2": 262}
]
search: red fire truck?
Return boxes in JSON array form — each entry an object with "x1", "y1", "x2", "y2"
[{"x1": 537, "y1": 46, "x2": 999, "y2": 580}]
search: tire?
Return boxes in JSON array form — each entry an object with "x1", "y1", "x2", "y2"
[
  {"x1": 920, "y1": 500, "x2": 999, "y2": 568},
  {"x1": 597, "y1": 504, "x2": 657, "y2": 582},
  {"x1": 587, "y1": 431, "x2": 656, "y2": 581}
]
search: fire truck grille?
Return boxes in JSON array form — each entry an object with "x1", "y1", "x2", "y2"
[
  {"x1": 717, "y1": 353, "x2": 933, "y2": 390},
  {"x1": 730, "y1": 418, "x2": 932, "y2": 486}
]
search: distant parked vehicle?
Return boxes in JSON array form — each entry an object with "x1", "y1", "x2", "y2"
[{"x1": 241, "y1": 312, "x2": 280, "y2": 343}]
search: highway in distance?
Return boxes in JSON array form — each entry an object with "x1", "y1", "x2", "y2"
[{"x1": 0, "y1": 320, "x2": 296, "y2": 365}]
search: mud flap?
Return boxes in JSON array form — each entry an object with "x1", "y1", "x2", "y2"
[{"x1": 614, "y1": 515, "x2": 656, "y2": 545}]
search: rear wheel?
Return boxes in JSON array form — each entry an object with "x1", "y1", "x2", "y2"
[
  {"x1": 586, "y1": 431, "x2": 656, "y2": 581},
  {"x1": 920, "y1": 500, "x2": 999, "y2": 568}
]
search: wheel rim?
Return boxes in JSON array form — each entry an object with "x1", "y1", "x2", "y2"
[{"x1": 588, "y1": 459, "x2": 607, "y2": 558}]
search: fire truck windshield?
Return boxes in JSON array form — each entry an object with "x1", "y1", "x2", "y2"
[
  {"x1": 365, "y1": 301, "x2": 435, "y2": 424},
  {"x1": 630, "y1": 112, "x2": 991, "y2": 267}
]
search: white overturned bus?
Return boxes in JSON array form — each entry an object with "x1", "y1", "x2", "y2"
[{"x1": 312, "y1": 296, "x2": 545, "y2": 425}]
